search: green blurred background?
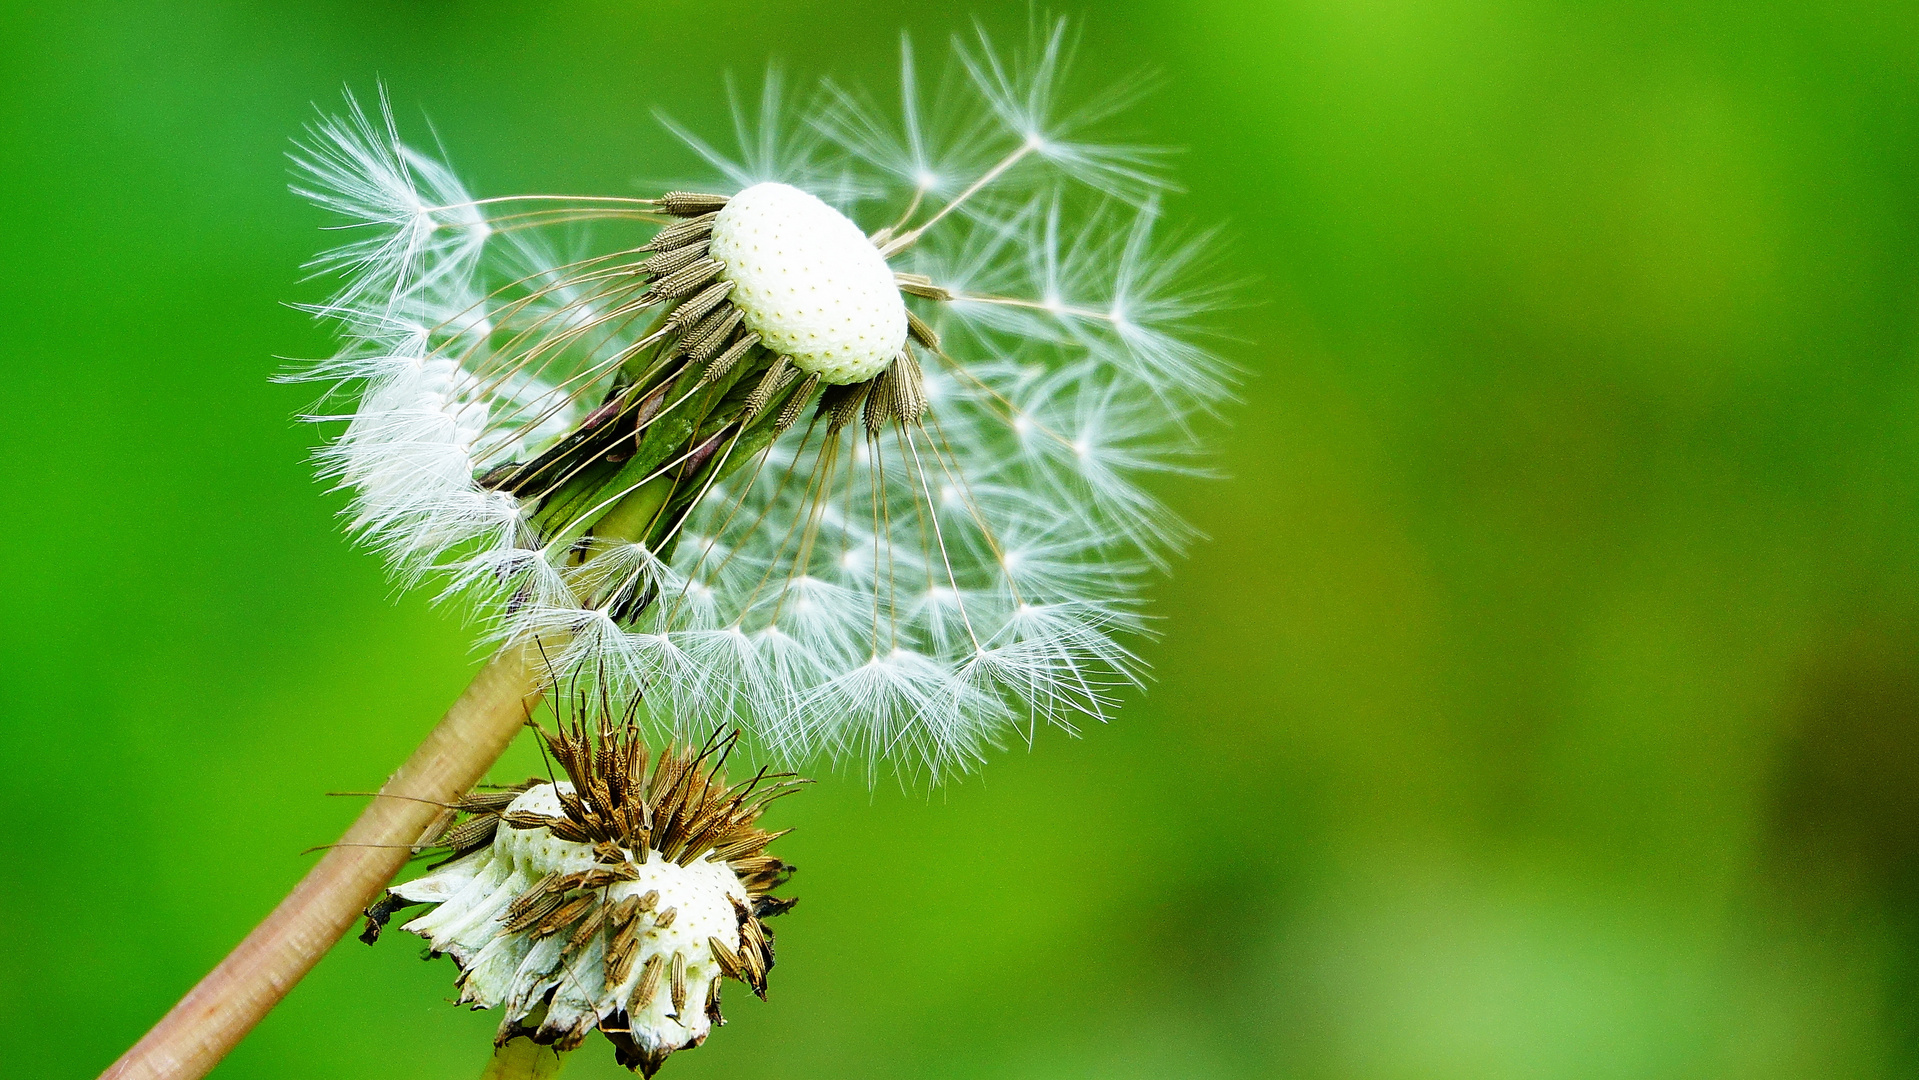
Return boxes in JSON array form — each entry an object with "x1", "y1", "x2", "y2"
[{"x1": 4, "y1": 1, "x2": 1919, "y2": 1077}]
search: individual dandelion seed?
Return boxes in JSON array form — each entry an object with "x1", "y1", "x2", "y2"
[
  {"x1": 287, "y1": 17, "x2": 1230, "y2": 779},
  {"x1": 364, "y1": 712, "x2": 802, "y2": 1077}
]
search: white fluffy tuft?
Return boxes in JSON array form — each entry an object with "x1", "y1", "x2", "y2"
[{"x1": 290, "y1": 20, "x2": 1230, "y2": 778}]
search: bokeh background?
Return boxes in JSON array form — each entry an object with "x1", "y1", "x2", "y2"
[{"x1": 4, "y1": 1, "x2": 1919, "y2": 1077}]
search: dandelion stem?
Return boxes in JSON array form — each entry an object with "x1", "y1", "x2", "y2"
[
  {"x1": 99, "y1": 640, "x2": 553, "y2": 1080},
  {"x1": 480, "y1": 1038, "x2": 571, "y2": 1079}
]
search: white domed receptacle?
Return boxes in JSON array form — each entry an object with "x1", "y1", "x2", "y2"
[{"x1": 707, "y1": 182, "x2": 908, "y2": 385}]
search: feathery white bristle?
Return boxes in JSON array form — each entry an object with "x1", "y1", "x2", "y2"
[{"x1": 289, "y1": 18, "x2": 1230, "y2": 777}]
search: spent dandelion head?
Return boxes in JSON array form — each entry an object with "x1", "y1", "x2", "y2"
[
  {"x1": 288, "y1": 17, "x2": 1232, "y2": 778},
  {"x1": 361, "y1": 711, "x2": 801, "y2": 1076}
]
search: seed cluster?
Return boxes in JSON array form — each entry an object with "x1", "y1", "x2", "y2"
[{"x1": 363, "y1": 722, "x2": 802, "y2": 1076}]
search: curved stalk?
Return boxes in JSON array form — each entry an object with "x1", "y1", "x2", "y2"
[
  {"x1": 100, "y1": 640, "x2": 552, "y2": 1080},
  {"x1": 481, "y1": 1038, "x2": 571, "y2": 1079}
]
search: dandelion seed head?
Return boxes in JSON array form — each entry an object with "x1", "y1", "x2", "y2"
[
  {"x1": 367, "y1": 722, "x2": 800, "y2": 1073},
  {"x1": 288, "y1": 17, "x2": 1231, "y2": 778}
]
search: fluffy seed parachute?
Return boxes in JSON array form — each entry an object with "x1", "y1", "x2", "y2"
[{"x1": 291, "y1": 20, "x2": 1229, "y2": 775}]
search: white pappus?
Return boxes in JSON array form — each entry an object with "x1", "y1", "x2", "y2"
[{"x1": 289, "y1": 18, "x2": 1231, "y2": 777}]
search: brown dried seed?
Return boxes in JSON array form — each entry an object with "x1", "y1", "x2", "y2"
[
  {"x1": 582, "y1": 809, "x2": 615, "y2": 838},
  {"x1": 638, "y1": 240, "x2": 710, "y2": 277},
  {"x1": 738, "y1": 868, "x2": 793, "y2": 894},
  {"x1": 892, "y1": 351, "x2": 926, "y2": 425},
  {"x1": 660, "y1": 191, "x2": 730, "y2": 217},
  {"x1": 534, "y1": 894, "x2": 597, "y2": 938},
  {"x1": 864, "y1": 362, "x2": 901, "y2": 433},
  {"x1": 738, "y1": 944, "x2": 767, "y2": 998},
  {"x1": 686, "y1": 307, "x2": 745, "y2": 363},
  {"x1": 743, "y1": 357, "x2": 795, "y2": 419},
  {"x1": 500, "y1": 889, "x2": 566, "y2": 934},
  {"x1": 606, "y1": 914, "x2": 643, "y2": 985},
  {"x1": 635, "y1": 889, "x2": 660, "y2": 913},
  {"x1": 670, "y1": 951, "x2": 688, "y2": 1016},
  {"x1": 456, "y1": 790, "x2": 524, "y2": 813},
  {"x1": 631, "y1": 953, "x2": 665, "y2": 1012},
  {"x1": 906, "y1": 308, "x2": 940, "y2": 350},
  {"x1": 546, "y1": 735, "x2": 586, "y2": 778},
  {"x1": 413, "y1": 806, "x2": 457, "y2": 849},
  {"x1": 616, "y1": 803, "x2": 647, "y2": 849},
  {"x1": 593, "y1": 840, "x2": 626, "y2": 864},
  {"x1": 775, "y1": 374, "x2": 820, "y2": 433},
  {"x1": 647, "y1": 746, "x2": 685, "y2": 799},
  {"x1": 821, "y1": 380, "x2": 872, "y2": 434},
  {"x1": 576, "y1": 866, "x2": 634, "y2": 890},
  {"x1": 641, "y1": 257, "x2": 724, "y2": 304},
  {"x1": 555, "y1": 869, "x2": 600, "y2": 892},
  {"x1": 475, "y1": 461, "x2": 522, "y2": 490},
  {"x1": 674, "y1": 798, "x2": 747, "y2": 861},
  {"x1": 707, "y1": 828, "x2": 790, "y2": 863},
  {"x1": 506, "y1": 871, "x2": 564, "y2": 919},
  {"x1": 895, "y1": 271, "x2": 954, "y2": 301},
  {"x1": 641, "y1": 211, "x2": 717, "y2": 252},
  {"x1": 758, "y1": 920, "x2": 778, "y2": 964},
  {"x1": 654, "y1": 906, "x2": 679, "y2": 929},
  {"x1": 707, "y1": 973, "x2": 726, "y2": 1024},
  {"x1": 438, "y1": 813, "x2": 501, "y2": 854},
  {"x1": 358, "y1": 893, "x2": 417, "y2": 945},
  {"x1": 708, "y1": 935, "x2": 742, "y2": 978},
  {"x1": 654, "y1": 754, "x2": 699, "y2": 815},
  {"x1": 605, "y1": 944, "x2": 638, "y2": 988},
  {"x1": 567, "y1": 903, "x2": 608, "y2": 951},
  {"x1": 739, "y1": 915, "x2": 766, "y2": 953},
  {"x1": 665, "y1": 279, "x2": 735, "y2": 331}
]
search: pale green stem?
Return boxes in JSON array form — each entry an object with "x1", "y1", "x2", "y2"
[
  {"x1": 481, "y1": 1039, "x2": 572, "y2": 1080},
  {"x1": 100, "y1": 640, "x2": 555, "y2": 1080}
]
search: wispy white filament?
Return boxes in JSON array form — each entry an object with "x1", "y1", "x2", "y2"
[{"x1": 290, "y1": 20, "x2": 1230, "y2": 777}]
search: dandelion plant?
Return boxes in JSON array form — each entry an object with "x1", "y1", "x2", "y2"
[{"x1": 104, "y1": 17, "x2": 1226, "y2": 1080}]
